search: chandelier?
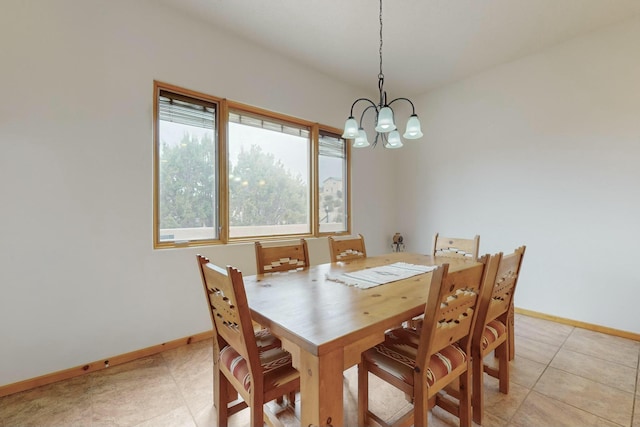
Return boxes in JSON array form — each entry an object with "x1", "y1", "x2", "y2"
[{"x1": 341, "y1": 0, "x2": 423, "y2": 149}]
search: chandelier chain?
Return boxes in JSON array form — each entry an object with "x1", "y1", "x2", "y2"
[{"x1": 379, "y1": 0, "x2": 384, "y2": 79}]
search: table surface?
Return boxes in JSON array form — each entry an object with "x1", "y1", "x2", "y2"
[{"x1": 243, "y1": 252, "x2": 480, "y2": 426}]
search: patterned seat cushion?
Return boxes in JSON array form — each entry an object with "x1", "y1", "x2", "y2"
[
  {"x1": 481, "y1": 319, "x2": 507, "y2": 351},
  {"x1": 363, "y1": 327, "x2": 467, "y2": 387},
  {"x1": 219, "y1": 329, "x2": 298, "y2": 393}
]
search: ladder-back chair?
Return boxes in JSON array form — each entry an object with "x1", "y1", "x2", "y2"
[
  {"x1": 196, "y1": 255, "x2": 300, "y2": 427},
  {"x1": 407, "y1": 233, "x2": 480, "y2": 329},
  {"x1": 471, "y1": 246, "x2": 526, "y2": 425},
  {"x1": 358, "y1": 254, "x2": 494, "y2": 427},
  {"x1": 432, "y1": 233, "x2": 480, "y2": 260},
  {"x1": 255, "y1": 239, "x2": 310, "y2": 274},
  {"x1": 328, "y1": 234, "x2": 367, "y2": 262}
]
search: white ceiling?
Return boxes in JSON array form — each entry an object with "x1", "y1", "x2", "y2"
[{"x1": 158, "y1": 0, "x2": 640, "y2": 95}]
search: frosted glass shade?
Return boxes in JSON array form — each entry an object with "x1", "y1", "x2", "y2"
[
  {"x1": 374, "y1": 106, "x2": 396, "y2": 133},
  {"x1": 403, "y1": 114, "x2": 423, "y2": 139},
  {"x1": 353, "y1": 129, "x2": 370, "y2": 148},
  {"x1": 341, "y1": 117, "x2": 359, "y2": 139},
  {"x1": 384, "y1": 130, "x2": 403, "y2": 149}
]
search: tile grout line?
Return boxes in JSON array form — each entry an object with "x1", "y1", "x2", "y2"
[
  {"x1": 552, "y1": 326, "x2": 628, "y2": 425},
  {"x1": 159, "y1": 349, "x2": 201, "y2": 427},
  {"x1": 502, "y1": 319, "x2": 576, "y2": 425},
  {"x1": 528, "y1": 325, "x2": 637, "y2": 426},
  {"x1": 547, "y1": 328, "x2": 639, "y2": 426},
  {"x1": 540, "y1": 349, "x2": 638, "y2": 396}
]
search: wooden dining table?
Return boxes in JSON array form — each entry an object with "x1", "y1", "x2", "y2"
[{"x1": 243, "y1": 252, "x2": 480, "y2": 427}]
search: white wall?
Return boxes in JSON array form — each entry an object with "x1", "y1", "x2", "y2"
[
  {"x1": 3, "y1": 0, "x2": 637, "y2": 390},
  {"x1": 0, "y1": 0, "x2": 396, "y2": 387},
  {"x1": 397, "y1": 17, "x2": 640, "y2": 333}
]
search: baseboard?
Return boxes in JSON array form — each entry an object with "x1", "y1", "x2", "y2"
[
  {"x1": 3, "y1": 309, "x2": 639, "y2": 399},
  {"x1": 515, "y1": 307, "x2": 640, "y2": 342},
  {"x1": 0, "y1": 330, "x2": 213, "y2": 398}
]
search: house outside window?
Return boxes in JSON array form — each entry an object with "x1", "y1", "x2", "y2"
[{"x1": 318, "y1": 131, "x2": 348, "y2": 233}]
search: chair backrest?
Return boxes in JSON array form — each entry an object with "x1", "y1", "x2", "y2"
[
  {"x1": 472, "y1": 246, "x2": 526, "y2": 344},
  {"x1": 432, "y1": 233, "x2": 480, "y2": 260},
  {"x1": 416, "y1": 254, "x2": 492, "y2": 369},
  {"x1": 255, "y1": 239, "x2": 310, "y2": 274},
  {"x1": 328, "y1": 234, "x2": 367, "y2": 262},
  {"x1": 196, "y1": 255, "x2": 261, "y2": 375}
]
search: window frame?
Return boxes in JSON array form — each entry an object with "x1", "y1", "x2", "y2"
[
  {"x1": 226, "y1": 100, "x2": 314, "y2": 241},
  {"x1": 153, "y1": 81, "x2": 351, "y2": 249},
  {"x1": 316, "y1": 127, "x2": 351, "y2": 236}
]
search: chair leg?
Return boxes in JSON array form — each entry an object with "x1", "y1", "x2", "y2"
[
  {"x1": 227, "y1": 380, "x2": 238, "y2": 404},
  {"x1": 458, "y1": 368, "x2": 472, "y2": 427},
  {"x1": 471, "y1": 354, "x2": 484, "y2": 425},
  {"x1": 497, "y1": 342, "x2": 510, "y2": 394},
  {"x1": 357, "y1": 363, "x2": 369, "y2": 426},
  {"x1": 413, "y1": 383, "x2": 428, "y2": 427},
  {"x1": 215, "y1": 373, "x2": 230, "y2": 427},
  {"x1": 250, "y1": 393, "x2": 264, "y2": 427},
  {"x1": 508, "y1": 303, "x2": 515, "y2": 361},
  {"x1": 275, "y1": 390, "x2": 295, "y2": 407}
]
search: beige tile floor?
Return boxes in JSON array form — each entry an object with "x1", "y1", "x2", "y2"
[{"x1": 1, "y1": 313, "x2": 638, "y2": 427}]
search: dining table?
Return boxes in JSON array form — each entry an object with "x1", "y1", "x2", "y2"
[{"x1": 243, "y1": 251, "x2": 480, "y2": 427}]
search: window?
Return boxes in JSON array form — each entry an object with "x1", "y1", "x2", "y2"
[
  {"x1": 153, "y1": 82, "x2": 350, "y2": 248},
  {"x1": 154, "y1": 85, "x2": 221, "y2": 247},
  {"x1": 318, "y1": 130, "x2": 348, "y2": 233},
  {"x1": 228, "y1": 108, "x2": 311, "y2": 238}
]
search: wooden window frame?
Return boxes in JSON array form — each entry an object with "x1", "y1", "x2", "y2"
[{"x1": 153, "y1": 81, "x2": 351, "y2": 249}]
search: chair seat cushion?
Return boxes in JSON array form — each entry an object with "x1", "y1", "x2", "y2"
[
  {"x1": 363, "y1": 327, "x2": 467, "y2": 387},
  {"x1": 481, "y1": 319, "x2": 507, "y2": 351},
  {"x1": 219, "y1": 329, "x2": 298, "y2": 393}
]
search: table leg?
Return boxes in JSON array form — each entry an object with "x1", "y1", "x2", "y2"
[{"x1": 299, "y1": 348, "x2": 344, "y2": 427}]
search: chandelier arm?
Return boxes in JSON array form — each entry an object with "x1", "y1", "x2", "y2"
[
  {"x1": 349, "y1": 97, "x2": 378, "y2": 117},
  {"x1": 387, "y1": 97, "x2": 417, "y2": 115},
  {"x1": 359, "y1": 104, "x2": 378, "y2": 126}
]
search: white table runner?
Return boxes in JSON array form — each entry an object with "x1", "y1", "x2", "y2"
[{"x1": 326, "y1": 262, "x2": 437, "y2": 289}]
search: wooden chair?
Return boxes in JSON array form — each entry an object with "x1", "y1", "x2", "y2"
[
  {"x1": 407, "y1": 233, "x2": 480, "y2": 329},
  {"x1": 196, "y1": 255, "x2": 300, "y2": 427},
  {"x1": 432, "y1": 233, "x2": 480, "y2": 260},
  {"x1": 358, "y1": 254, "x2": 493, "y2": 427},
  {"x1": 255, "y1": 239, "x2": 309, "y2": 274},
  {"x1": 471, "y1": 246, "x2": 526, "y2": 425},
  {"x1": 328, "y1": 234, "x2": 367, "y2": 262}
]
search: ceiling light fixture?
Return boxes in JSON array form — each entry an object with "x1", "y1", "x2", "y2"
[{"x1": 341, "y1": 0, "x2": 423, "y2": 149}]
